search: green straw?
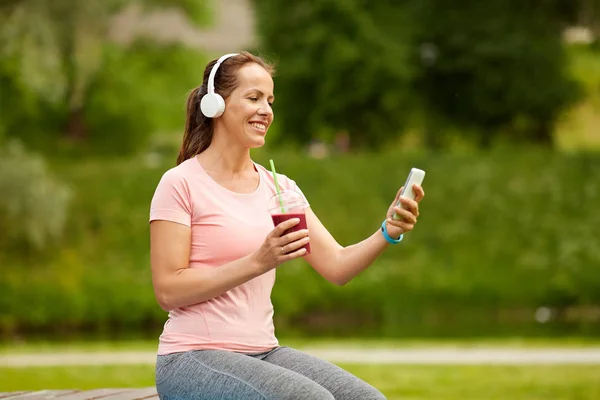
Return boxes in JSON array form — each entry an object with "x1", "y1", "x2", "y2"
[{"x1": 269, "y1": 159, "x2": 286, "y2": 213}]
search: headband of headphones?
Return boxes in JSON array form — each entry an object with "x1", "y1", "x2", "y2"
[{"x1": 207, "y1": 53, "x2": 239, "y2": 94}]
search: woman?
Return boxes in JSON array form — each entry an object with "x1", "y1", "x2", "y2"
[{"x1": 150, "y1": 51, "x2": 424, "y2": 400}]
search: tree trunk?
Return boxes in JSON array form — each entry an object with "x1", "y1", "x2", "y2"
[
  {"x1": 579, "y1": 0, "x2": 599, "y2": 39},
  {"x1": 59, "y1": 6, "x2": 87, "y2": 140},
  {"x1": 66, "y1": 107, "x2": 86, "y2": 140},
  {"x1": 530, "y1": 119, "x2": 554, "y2": 147}
]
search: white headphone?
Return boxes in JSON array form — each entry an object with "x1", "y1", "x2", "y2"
[{"x1": 200, "y1": 53, "x2": 239, "y2": 118}]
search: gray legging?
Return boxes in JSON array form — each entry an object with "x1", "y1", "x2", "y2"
[{"x1": 156, "y1": 346, "x2": 386, "y2": 400}]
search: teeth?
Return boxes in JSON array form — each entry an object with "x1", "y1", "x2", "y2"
[{"x1": 250, "y1": 122, "x2": 266, "y2": 130}]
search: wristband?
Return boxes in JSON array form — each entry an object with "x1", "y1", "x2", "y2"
[{"x1": 381, "y1": 220, "x2": 403, "y2": 244}]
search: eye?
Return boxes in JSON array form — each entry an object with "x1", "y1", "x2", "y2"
[
  {"x1": 268, "y1": 102, "x2": 274, "y2": 107},
  {"x1": 249, "y1": 97, "x2": 258, "y2": 101}
]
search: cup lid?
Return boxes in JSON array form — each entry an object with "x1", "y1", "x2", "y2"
[{"x1": 268, "y1": 190, "x2": 306, "y2": 213}]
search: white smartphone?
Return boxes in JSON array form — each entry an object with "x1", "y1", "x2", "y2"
[{"x1": 392, "y1": 168, "x2": 425, "y2": 220}]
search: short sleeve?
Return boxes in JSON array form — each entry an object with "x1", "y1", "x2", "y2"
[{"x1": 149, "y1": 169, "x2": 193, "y2": 227}]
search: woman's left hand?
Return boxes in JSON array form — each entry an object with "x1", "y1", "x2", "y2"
[{"x1": 384, "y1": 184, "x2": 425, "y2": 239}]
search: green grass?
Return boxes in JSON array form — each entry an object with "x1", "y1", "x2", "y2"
[
  {"x1": 280, "y1": 336, "x2": 600, "y2": 350},
  {"x1": 0, "y1": 365, "x2": 155, "y2": 391},
  {"x1": 2, "y1": 337, "x2": 600, "y2": 354},
  {"x1": 0, "y1": 339, "x2": 159, "y2": 354},
  {"x1": 1, "y1": 364, "x2": 599, "y2": 400},
  {"x1": 345, "y1": 364, "x2": 600, "y2": 400},
  {"x1": 0, "y1": 338, "x2": 598, "y2": 398}
]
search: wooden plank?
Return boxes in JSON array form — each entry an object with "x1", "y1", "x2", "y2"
[
  {"x1": 132, "y1": 387, "x2": 158, "y2": 400},
  {"x1": 53, "y1": 389, "x2": 135, "y2": 400},
  {"x1": 97, "y1": 388, "x2": 158, "y2": 400},
  {"x1": 0, "y1": 389, "x2": 159, "y2": 400},
  {"x1": 8, "y1": 391, "x2": 78, "y2": 399},
  {"x1": 0, "y1": 393, "x2": 29, "y2": 399}
]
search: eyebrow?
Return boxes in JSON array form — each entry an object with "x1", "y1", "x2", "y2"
[{"x1": 247, "y1": 89, "x2": 275, "y2": 101}]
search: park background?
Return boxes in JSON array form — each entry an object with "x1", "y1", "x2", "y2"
[{"x1": 1, "y1": 1, "x2": 600, "y2": 399}]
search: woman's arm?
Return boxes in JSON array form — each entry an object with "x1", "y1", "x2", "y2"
[
  {"x1": 303, "y1": 184, "x2": 424, "y2": 286},
  {"x1": 150, "y1": 220, "x2": 262, "y2": 311},
  {"x1": 150, "y1": 218, "x2": 309, "y2": 311}
]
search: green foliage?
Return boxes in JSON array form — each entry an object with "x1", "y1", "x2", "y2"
[
  {"x1": 411, "y1": 0, "x2": 582, "y2": 147},
  {"x1": 0, "y1": 68, "x2": 65, "y2": 146},
  {"x1": 0, "y1": 39, "x2": 207, "y2": 156},
  {"x1": 84, "y1": 41, "x2": 208, "y2": 155},
  {"x1": 1, "y1": 150, "x2": 599, "y2": 337},
  {"x1": 555, "y1": 44, "x2": 600, "y2": 151},
  {"x1": 254, "y1": 0, "x2": 415, "y2": 148},
  {"x1": 254, "y1": 0, "x2": 583, "y2": 149},
  {"x1": 0, "y1": 2, "x2": 68, "y2": 144},
  {"x1": 0, "y1": 0, "x2": 211, "y2": 155},
  {"x1": 0, "y1": 141, "x2": 71, "y2": 252}
]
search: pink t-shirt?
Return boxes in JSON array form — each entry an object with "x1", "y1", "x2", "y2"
[{"x1": 149, "y1": 156, "x2": 309, "y2": 355}]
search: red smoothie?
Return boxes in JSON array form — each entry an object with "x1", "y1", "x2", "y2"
[{"x1": 271, "y1": 213, "x2": 311, "y2": 254}]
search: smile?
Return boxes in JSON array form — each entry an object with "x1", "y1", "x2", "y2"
[{"x1": 249, "y1": 122, "x2": 267, "y2": 132}]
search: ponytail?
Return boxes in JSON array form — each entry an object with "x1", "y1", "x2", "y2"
[{"x1": 176, "y1": 87, "x2": 213, "y2": 165}]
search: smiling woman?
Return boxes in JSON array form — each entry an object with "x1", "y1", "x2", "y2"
[
  {"x1": 148, "y1": 51, "x2": 424, "y2": 400},
  {"x1": 176, "y1": 51, "x2": 275, "y2": 165}
]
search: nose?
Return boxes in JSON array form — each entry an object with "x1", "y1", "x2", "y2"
[{"x1": 258, "y1": 102, "x2": 273, "y2": 118}]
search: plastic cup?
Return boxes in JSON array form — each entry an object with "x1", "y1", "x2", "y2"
[{"x1": 268, "y1": 190, "x2": 311, "y2": 254}]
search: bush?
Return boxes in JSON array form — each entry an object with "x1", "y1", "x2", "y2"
[
  {"x1": 1, "y1": 149, "x2": 599, "y2": 338},
  {"x1": 0, "y1": 141, "x2": 71, "y2": 252}
]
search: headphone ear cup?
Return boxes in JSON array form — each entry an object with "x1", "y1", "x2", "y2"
[{"x1": 200, "y1": 93, "x2": 226, "y2": 118}]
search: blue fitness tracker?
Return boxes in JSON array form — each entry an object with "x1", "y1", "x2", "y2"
[{"x1": 381, "y1": 220, "x2": 403, "y2": 244}]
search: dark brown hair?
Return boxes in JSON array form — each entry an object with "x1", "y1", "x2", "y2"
[{"x1": 176, "y1": 51, "x2": 275, "y2": 165}]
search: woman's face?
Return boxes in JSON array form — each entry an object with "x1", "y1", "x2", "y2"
[{"x1": 220, "y1": 63, "x2": 274, "y2": 149}]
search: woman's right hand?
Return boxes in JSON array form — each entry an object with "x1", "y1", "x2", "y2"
[{"x1": 251, "y1": 218, "x2": 310, "y2": 273}]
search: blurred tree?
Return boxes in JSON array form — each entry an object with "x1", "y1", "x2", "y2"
[
  {"x1": 0, "y1": 0, "x2": 211, "y2": 153},
  {"x1": 411, "y1": 0, "x2": 581, "y2": 148},
  {"x1": 84, "y1": 40, "x2": 209, "y2": 155},
  {"x1": 254, "y1": 0, "x2": 585, "y2": 149},
  {"x1": 253, "y1": 0, "x2": 416, "y2": 149},
  {"x1": 0, "y1": 140, "x2": 71, "y2": 253},
  {"x1": 553, "y1": 0, "x2": 600, "y2": 36}
]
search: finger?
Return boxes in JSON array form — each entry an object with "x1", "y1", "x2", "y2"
[
  {"x1": 396, "y1": 186, "x2": 404, "y2": 199},
  {"x1": 399, "y1": 197, "x2": 419, "y2": 217},
  {"x1": 281, "y1": 247, "x2": 308, "y2": 261},
  {"x1": 413, "y1": 184, "x2": 425, "y2": 202},
  {"x1": 272, "y1": 218, "x2": 300, "y2": 237},
  {"x1": 389, "y1": 187, "x2": 404, "y2": 213},
  {"x1": 391, "y1": 186, "x2": 404, "y2": 204},
  {"x1": 281, "y1": 236, "x2": 310, "y2": 254},
  {"x1": 386, "y1": 218, "x2": 415, "y2": 232},
  {"x1": 280, "y1": 229, "x2": 309, "y2": 245},
  {"x1": 393, "y1": 207, "x2": 417, "y2": 224}
]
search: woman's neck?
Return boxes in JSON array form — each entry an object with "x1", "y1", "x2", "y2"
[{"x1": 197, "y1": 143, "x2": 253, "y2": 176}]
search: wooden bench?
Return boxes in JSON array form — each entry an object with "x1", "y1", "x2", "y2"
[{"x1": 0, "y1": 388, "x2": 158, "y2": 399}]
